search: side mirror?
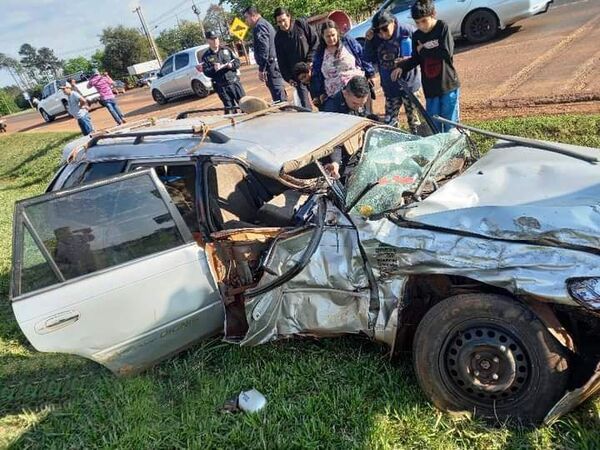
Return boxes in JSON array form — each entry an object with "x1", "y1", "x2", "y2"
[{"x1": 156, "y1": 72, "x2": 163, "y2": 78}]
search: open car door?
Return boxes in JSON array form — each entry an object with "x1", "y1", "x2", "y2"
[{"x1": 10, "y1": 169, "x2": 223, "y2": 375}]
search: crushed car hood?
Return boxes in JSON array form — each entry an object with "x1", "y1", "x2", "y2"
[{"x1": 400, "y1": 141, "x2": 600, "y2": 251}]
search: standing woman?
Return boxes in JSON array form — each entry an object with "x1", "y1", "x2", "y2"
[{"x1": 311, "y1": 20, "x2": 375, "y2": 109}]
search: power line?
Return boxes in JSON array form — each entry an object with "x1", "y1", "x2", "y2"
[{"x1": 148, "y1": 0, "x2": 190, "y2": 25}]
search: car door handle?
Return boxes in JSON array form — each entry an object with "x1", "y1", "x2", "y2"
[{"x1": 35, "y1": 310, "x2": 80, "y2": 334}]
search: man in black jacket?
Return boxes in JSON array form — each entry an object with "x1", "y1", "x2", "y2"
[
  {"x1": 202, "y1": 31, "x2": 246, "y2": 114},
  {"x1": 244, "y1": 6, "x2": 287, "y2": 102},
  {"x1": 273, "y1": 7, "x2": 319, "y2": 109}
]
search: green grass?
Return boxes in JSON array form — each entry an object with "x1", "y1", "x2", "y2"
[{"x1": 1, "y1": 116, "x2": 600, "y2": 449}]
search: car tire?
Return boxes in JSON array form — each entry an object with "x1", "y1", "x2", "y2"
[
  {"x1": 192, "y1": 80, "x2": 209, "y2": 99},
  {"x1": 40, "y1": 109, "x2": 54, "y2": 123},
  {"x1": 463, "y1": 10, "x2": 499, "y2": 43},
  {"x1": 413, "y1": 293, "x2": 570, "y2": 425},
  {"x1": 152, "y1": 89, "x2": 168, "y2": 105}
]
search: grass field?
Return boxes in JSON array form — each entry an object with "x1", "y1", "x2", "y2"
[{"x1": 1, "y1": 116, "x2": 600, "y2": 449}]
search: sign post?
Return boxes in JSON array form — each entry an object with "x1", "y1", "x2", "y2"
[{"x1": 229, "y1": 17, "x2": 250, "y2": 65}]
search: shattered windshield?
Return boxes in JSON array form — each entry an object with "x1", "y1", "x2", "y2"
[{"x1": 345, "y1": 128, "x2": 471, "y2": 217}]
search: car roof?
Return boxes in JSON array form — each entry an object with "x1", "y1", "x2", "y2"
[{"x1": 62, "y1": 110, "x2": 368, "y2": 178}]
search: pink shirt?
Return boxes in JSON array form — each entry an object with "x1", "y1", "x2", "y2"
[
  {"x1": 321, "y1": 45, "x2": 364, "y2": 97},
  {"x1": 87, "y1": 75, "x2": 115, "y2": 100}
]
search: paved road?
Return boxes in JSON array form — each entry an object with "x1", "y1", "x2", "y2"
[{"x1": 5, "y1": 0, "x2": 599, "y2": 134}]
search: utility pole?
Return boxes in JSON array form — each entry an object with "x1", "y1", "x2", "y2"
[
  {"x1": 133, "y1": 5, "x2": 163, "y2": 65},
  {"x1": 192, "y1": 2, "x2": 206, "y2": 40}
]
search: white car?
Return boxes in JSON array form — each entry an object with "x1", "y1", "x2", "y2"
[
  {"x1": 36, "y1": 74, "x2": 100, "y2": 123},
  {"x1": 150, "y1": 45, "x2": 214, "y2": 104},
  {"x1": 347, "y1": 0, "x2": 554, "y2": 43}
]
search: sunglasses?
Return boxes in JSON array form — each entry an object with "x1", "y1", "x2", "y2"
[{"x1": 377, "y1": 24, "x2": 391, "y2": 33}]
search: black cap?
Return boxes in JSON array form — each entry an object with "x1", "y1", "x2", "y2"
[
  {"x1": 205, "y1": 30, "x2": 218, "y2": 39},
  {"x1": 372, "y1": 10, "x2": 395, "y2": 29}
]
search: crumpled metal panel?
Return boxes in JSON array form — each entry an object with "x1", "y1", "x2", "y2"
[
  {"x1": 241, "y1": 206, "x2": 378, "y2": 346},
  {"x1": 401, "y1": 143, "x2": 600, "y2": 251},
  {"x1": 545, "y1": 362, "x2": 600, "y2": 424},
  {"x1": 355, "y1": 217, "x2": 598, "y2": 305}
]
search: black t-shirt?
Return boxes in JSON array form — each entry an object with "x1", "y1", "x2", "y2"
[{"x1": 401, "y1": 20, "x2": 460, "y2": 98}]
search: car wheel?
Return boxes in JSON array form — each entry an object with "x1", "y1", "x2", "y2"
[
  {"x1": 463, "y1": 10, "x2": 499, "y2": 43},
  {"x1": 192, "y1": 80, "x2": 209, "y2": 99},
  {"x1": 40, "y1": 109, "x2": 54, "y2": 123},
  {"x1": 152, "y1": 89, "x2": 168, "y2": 105},
  {"x1": 413, "y1": 293, "x2": 570, "y2": 424}
]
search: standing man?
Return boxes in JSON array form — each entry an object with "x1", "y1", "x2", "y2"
[
  {"x1": 273, "y1": 7, "x2": 319, "y2": 109},
  {"x1": 243, "y1": 6, "x2": 287, "y2": 103},
  {"x1": 364, "y1": 10, "x2": 422, "y2": 132},
  {"x1": 202, "y1": 31, "x2": 246, "y2": 114},
  {"x1": 60, "y1": 84, "x2": 94, "y2": 136},
  {"x1": 87, "y1": 69, "x2": 127, "y2": 125}
]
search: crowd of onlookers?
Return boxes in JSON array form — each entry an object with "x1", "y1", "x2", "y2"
[{"x1": 64, "y1": 0, "x2": 461, "y2": 136}]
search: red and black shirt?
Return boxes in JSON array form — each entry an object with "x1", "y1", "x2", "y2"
[{"x1": 399, "y1": 20, "x2": 460, "y2": 98}]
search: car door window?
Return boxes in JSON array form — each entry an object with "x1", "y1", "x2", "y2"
[
  {"x1": 161, "y1": 57, "x2": 174, "y2": 76},
  {"x1": 61, "y1": 161, "x2": 128, "y2": 189},
  {"x1": 175, "y1": 53, "x2": 190, "y2": 71},
  {"x1": 12, "y1": 170, "x2": 191, "y2": 297},
  {"x1": 48, "y1": 84, "x2": 56, "y2": 96},
  {"x1": 130, "y1": 162, "x2": 199, "y2": 232},
  {"x1": 42, "y1": 85, "x2": 50, "y2": 99}
]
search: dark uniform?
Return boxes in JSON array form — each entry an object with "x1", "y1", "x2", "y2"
[
  {"x1": 202, "y1": 36, "x2": 246, "y2": 114},
  {"x1": 274, "y1": 18, "x2": 319, "y2": 109},
  {"x1": 322, "y1": 90, "x2": 366, "y2": 117},
  {"x1": 253, "y1": 16, "x2": 287, "y2": 102}
]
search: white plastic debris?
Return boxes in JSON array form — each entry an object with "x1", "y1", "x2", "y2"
[{"x1": 237, "y1": 388, "x2": 267, "y2": 413}]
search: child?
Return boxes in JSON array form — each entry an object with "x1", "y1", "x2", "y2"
[{"x1": 394, "y1": 0, "x2": 460, "y2": 132}]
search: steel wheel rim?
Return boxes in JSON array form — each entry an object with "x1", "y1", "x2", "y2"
[{"x1": 442, "y1": 325, "x2": 531, "y2": 407}]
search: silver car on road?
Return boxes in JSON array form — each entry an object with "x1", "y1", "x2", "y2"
[
  {"x1": 150, "y1": 45, "x2": 214, "y2": 104},
  {"x1": 347, "y1": 0, "x2": 554, "y2": 43}
]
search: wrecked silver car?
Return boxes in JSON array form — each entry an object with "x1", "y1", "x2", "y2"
[{"x1": 9, "y1": 104, "x2": 600, "y2": 425}]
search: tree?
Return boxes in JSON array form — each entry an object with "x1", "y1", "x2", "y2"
[
  {"x1": 203, "y1": 4, "x2": 233, "y2": 40},
  {"x1": 100, "y1": 26, "x2": 154, "y2": 79},
  {"x1": 37, "y1": 47, "x2": 63, "y2": 78},
  {"x1": 220, "y1": 0, "x2": 379, "y2": 24},
  {"x1": 90, "y1": 50, "x2": 105, "y2": 72},
  {"x1": 156, "y1": 20, "x2": 206, "y2": 56},
  {"x1": 63, "y1": 56, "x2": 93, "y2": 76},
  {"x1": 18, "y1": 44, "x2": 63, "y2": 83}
]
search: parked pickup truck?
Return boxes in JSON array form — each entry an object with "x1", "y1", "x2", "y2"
[{"x1": 36, "y1": 73, "x2": 101, "y2": 123}]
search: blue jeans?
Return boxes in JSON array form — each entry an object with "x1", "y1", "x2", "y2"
[
  {"x1": 426, "y1": 89, "x2": 460, "y2": 132},
  {"x1": 104, "y1": 98, "x2": 125, "y2": 124},
  {"x1": 77, "y1": 113, "x2": 94, "y2": 135}
]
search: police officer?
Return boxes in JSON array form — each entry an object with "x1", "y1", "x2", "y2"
[
  {"x1": 322, "y1": 75, "x2": 370, "y2": 117},
  {"x1": 244, "y1": 6, "x2": 287, "y2": 103},
  {"x1": 202, "y1": 31, "x2": 246, "y2": 114}
]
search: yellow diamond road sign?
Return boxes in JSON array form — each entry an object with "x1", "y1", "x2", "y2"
[{"x1": 229, "y1": 17, "x2": 249, "y2": 40}]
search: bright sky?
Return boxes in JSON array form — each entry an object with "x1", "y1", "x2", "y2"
[{"x1": 0, "y1": 0, "x2": 215, "y2": 88}]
